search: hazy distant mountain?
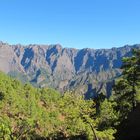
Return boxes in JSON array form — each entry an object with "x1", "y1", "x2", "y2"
[{"x1": 0, "y1": 41, "x2": 139, "y2": 98}]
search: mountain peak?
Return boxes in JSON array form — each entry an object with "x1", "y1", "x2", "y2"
[{"x1": 0, "y1": 42, "x2": 140, "y2": 97}]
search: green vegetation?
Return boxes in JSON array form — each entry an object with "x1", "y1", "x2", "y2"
[
  {"x1": 0, "y1": 72, "x2": 118, "y2": 140},
  {"x1": 1, "y1": 49, "x2": 140, "y2": 140},
  {"x1": 113, "y1": 49, "x2": 140, "y2": 120}
]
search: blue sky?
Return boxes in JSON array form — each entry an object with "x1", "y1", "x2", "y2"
[{"x1": 0, "y1": 0, "x2": 140, "y2": 49}]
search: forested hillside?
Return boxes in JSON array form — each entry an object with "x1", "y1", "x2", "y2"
[
  {"x1": 0, "y1": 72, "x2": 117, "y2": 140},
  {"x1": 0, "y1": 49, "x2": 140, "y2": 140}
]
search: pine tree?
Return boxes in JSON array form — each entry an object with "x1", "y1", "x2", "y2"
[{"x1": 121, "y1": 49, "x2": 140, "y2": 108}]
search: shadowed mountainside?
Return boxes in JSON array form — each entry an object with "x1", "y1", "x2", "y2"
[{"x1": 0, "y1": 41, "x2": 139, "y2": 97}]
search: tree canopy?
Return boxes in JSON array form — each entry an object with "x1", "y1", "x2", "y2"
[{"x1": 1, "y1": 49, "x2": 140, "y2": 140}]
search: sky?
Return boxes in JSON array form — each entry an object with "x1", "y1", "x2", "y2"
[{"x1": 0, "y1": 0, "x2": 140, "y2": 49}]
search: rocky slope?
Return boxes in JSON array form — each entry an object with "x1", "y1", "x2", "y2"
[{"x1": 0, "y1": 41, "x2": 139, "y2": 98}]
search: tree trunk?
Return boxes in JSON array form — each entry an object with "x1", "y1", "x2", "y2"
[
  {"x1": 88, "y1": 122, "x2": 99, "y2": 140},
  {"x1": 132, "y1": 84, "x2": 136, "y2": 109}
]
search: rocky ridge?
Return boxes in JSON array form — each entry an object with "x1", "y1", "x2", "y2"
[{"x1": 0, "y1": 41, "x2": 139, "y2": 98}]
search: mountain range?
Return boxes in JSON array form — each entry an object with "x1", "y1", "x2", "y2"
[{"x1": 0, "y1": 41, "x2": 139, "y2": 98}]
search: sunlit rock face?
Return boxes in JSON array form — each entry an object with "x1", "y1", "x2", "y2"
[{"x1": 0, "y1": 41, "x2": 139, "y2": 97}]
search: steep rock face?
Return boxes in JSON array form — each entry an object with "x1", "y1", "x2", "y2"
[
  {"x1": 0, "y1": 42, "x2": 24, "y2": 73},
  {"x1": 0, "y1": 41, "x2": 139, "y2": 97}
]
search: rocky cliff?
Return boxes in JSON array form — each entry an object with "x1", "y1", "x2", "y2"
[{"x1": 0, "y1": 41, "x2": 139, "y2": 98}]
